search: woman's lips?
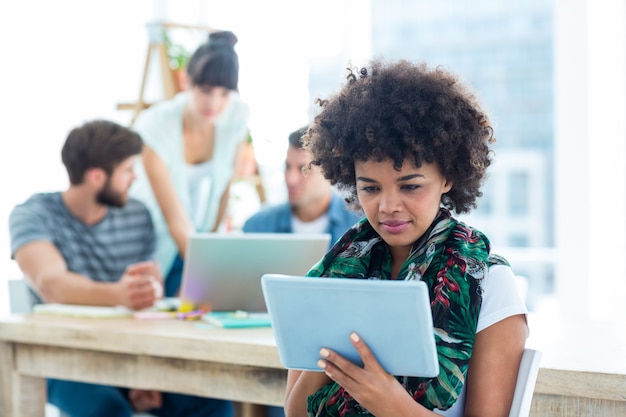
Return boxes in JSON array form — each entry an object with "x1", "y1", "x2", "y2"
[{"x1": 381, "y1": 220, "x2": 410, "y2": 234}]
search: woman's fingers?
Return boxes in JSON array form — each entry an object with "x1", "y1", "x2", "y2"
[
  {"x1": 318, "y1": 332, "x2": 384, "y2": 382},
  {"x1": 349, "y1": 332, "x2": 384, "y2": 371},
  {"x1": 319, "y1": 332, "x2": 398, "y2": 411}
]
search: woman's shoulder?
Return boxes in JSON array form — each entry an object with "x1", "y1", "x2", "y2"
[
  {"x1": 135, "y1": 93, "x2": 188, "y2": 129},
  {"x1": 477, "y1": 262, "x2": 528, "y2": 332},
  {"x1": 133, "y1": 93, "x2": 188, "y2": 149}
]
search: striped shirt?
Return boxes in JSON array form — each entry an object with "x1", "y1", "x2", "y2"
[{"x1": 9, "y1": 192, "x2": 155, "y2": 284}]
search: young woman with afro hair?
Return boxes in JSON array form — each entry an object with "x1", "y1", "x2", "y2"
[{"x1": 285, "y1": 59, "x2": 528, "y2": 417}]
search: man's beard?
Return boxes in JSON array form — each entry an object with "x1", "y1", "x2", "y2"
[{"x1": 96, "y1": 179, "x2": 127, "y2": 208}]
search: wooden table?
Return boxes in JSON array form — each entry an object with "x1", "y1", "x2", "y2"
[
  {"x1": 525, "y1": 313, "x2": 626, "y2": 417},
  {"x1": 1, "y1": 312, "x2": 625, "y2": 417},
  {"x1": 0, "y1": 314, "x2": 286, "y2": 417}
]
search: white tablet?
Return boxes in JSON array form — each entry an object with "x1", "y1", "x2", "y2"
[{"x1": 261, "y1": 274, "x2": 439, "y2": 377}]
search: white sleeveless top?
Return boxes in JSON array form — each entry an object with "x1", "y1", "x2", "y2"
[{"x1": 185, "y1": 159, "x2": 214, "y2": 229}]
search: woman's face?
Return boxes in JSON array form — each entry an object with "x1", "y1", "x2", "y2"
[
  {"x1": 189, "y1": 85, "x2": 231, "y2": 121},
  {"x1": 355, "y1": 159, "x2": 452, "y2": 262}
]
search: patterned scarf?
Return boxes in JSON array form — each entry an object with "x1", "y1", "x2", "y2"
[{"x1": 305, "y1": 208, "x2": 507, "y2": 416}]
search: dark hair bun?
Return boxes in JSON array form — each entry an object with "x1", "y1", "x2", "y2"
[{"x1": 208, "y1": 31, "x2": 238, "y2": 49}]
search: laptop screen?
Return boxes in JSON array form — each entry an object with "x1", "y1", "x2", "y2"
[{"x1": 179, "y1": 233, "x2": 331, "y2": 312}]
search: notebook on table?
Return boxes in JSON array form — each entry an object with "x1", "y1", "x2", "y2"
[
  {"x1": 202, "y1": 310, "x2": 272, "y2": 328},
  {"x1": 179, "y1": 233, "x2": 331, "y2": 312},
  {"x1": 33, "y1": 304, "x2": 134, "y2": 318},
  {"x1": 261, "y1": 274, "x2": 439, "y2": 377}
]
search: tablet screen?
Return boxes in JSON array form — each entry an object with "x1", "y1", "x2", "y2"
[{"x1": 261, "y1": 274, "x2": 439, "y2": 377}]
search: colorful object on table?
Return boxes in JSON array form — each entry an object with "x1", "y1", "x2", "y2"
[
  {"x1": 177, "y1": 299, "x2": 197, "y2": 313},
  {"x1": 202, "y1": 310, "x2": 272, "y2": 328},
  {"x1": 176, "y1": 309, "x2": 207, "y2": 321}
]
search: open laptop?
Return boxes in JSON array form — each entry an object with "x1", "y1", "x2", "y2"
[
  {"x1": 179, "y1": 233, "x2": 331, "y2": 312},
  {"x1": 261, "y1": 274, "x2": 439, "y2": 377}
]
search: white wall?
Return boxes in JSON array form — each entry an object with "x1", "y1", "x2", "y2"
[
  {"x1": 0, "y1": 1, "x2": 152, "y2": 314},
  {"x1": 554, "y1": 0, "x2": 626, "y2": 320},
  {"x1": 585, "y1": 0, "x2": 626, "y2": 319}
]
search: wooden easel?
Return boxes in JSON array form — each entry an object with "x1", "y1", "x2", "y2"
[{"x1": 117, "y1": 21, "x2": 215, "y2": 126}]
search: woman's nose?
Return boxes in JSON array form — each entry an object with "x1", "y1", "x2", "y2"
[{"x1": 379, "y1": 190, "x2": 401, "y2": 213}]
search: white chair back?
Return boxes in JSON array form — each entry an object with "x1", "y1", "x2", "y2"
[
  {"x1": 435, "y1": 347, "x2": 542, "y2": 417},
  {"x1": 8, "y1": 278, "x2": 35, "y2": 313},
  {"x1": 509, "y1": 348, "x2": 542, "y2": 417}
]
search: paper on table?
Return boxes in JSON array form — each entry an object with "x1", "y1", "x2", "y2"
[{"x1": 33, "y1": 303, "x2": 134, "y2": 318}]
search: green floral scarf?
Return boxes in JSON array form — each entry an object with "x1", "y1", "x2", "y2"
[{"x1": 305, "y1": 208, "x2": 507, "y2": 416}]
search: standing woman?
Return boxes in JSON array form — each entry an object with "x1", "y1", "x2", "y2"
[{"x1": 130, "y1": 31, "x2": 250, "y2": 296}]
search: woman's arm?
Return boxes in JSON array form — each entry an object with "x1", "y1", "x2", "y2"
[
  {"x1": 305, "y1": 313, "x2": 527, "y2": 417},
  {"x1": 284, "y1": 370, "x2": 333, "y2": 417},
  {"x1": 463, "y1": 313, "x2": 527, "y2": 417},
  {"x1": 142, "y1": 144, "x2": 194, "y2": 256},
  {"x1": 211, "y1": 139, "x2": 249, "y2": 231},
  {"x1": 212, "y1": 178, "x2": 232, "y2": 232}
]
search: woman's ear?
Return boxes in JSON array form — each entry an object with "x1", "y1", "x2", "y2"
[{"x1": 443, "y1": 178, "x2": 453, "y2": 193}]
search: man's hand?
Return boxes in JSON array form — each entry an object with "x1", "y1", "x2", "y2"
[
  {"x1": 128, "y1": 389, "x2": 162, "y2": 412},
  {"x1": 117, "y1": 261, "x2": 164, "y2": 310},
  {"x1": 125, "y1": 261, "x2": 162, "y2": 283}
]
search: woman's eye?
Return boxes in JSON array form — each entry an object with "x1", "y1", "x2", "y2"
[
  {"x1": 359, "y1": 186, "x2": 378, "y2": 193},
  {"x1": 401, "y1": 184, "x2": 420, "y2": 191}
]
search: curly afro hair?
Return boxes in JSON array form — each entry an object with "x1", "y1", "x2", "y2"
[{"x1": 302, "y1": 58, "x2": 495, "y2": 214}]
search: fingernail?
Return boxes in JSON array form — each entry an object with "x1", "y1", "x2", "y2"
[
  {"x1": 350, "y1": 332, "x2": 360, "y2": 342},
  {"x1": 320, "y1": 348, "x2": 330, "y2": 357},
  {"x1": 317, "y1": 360, "x2": 326, "y2": 369}
]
